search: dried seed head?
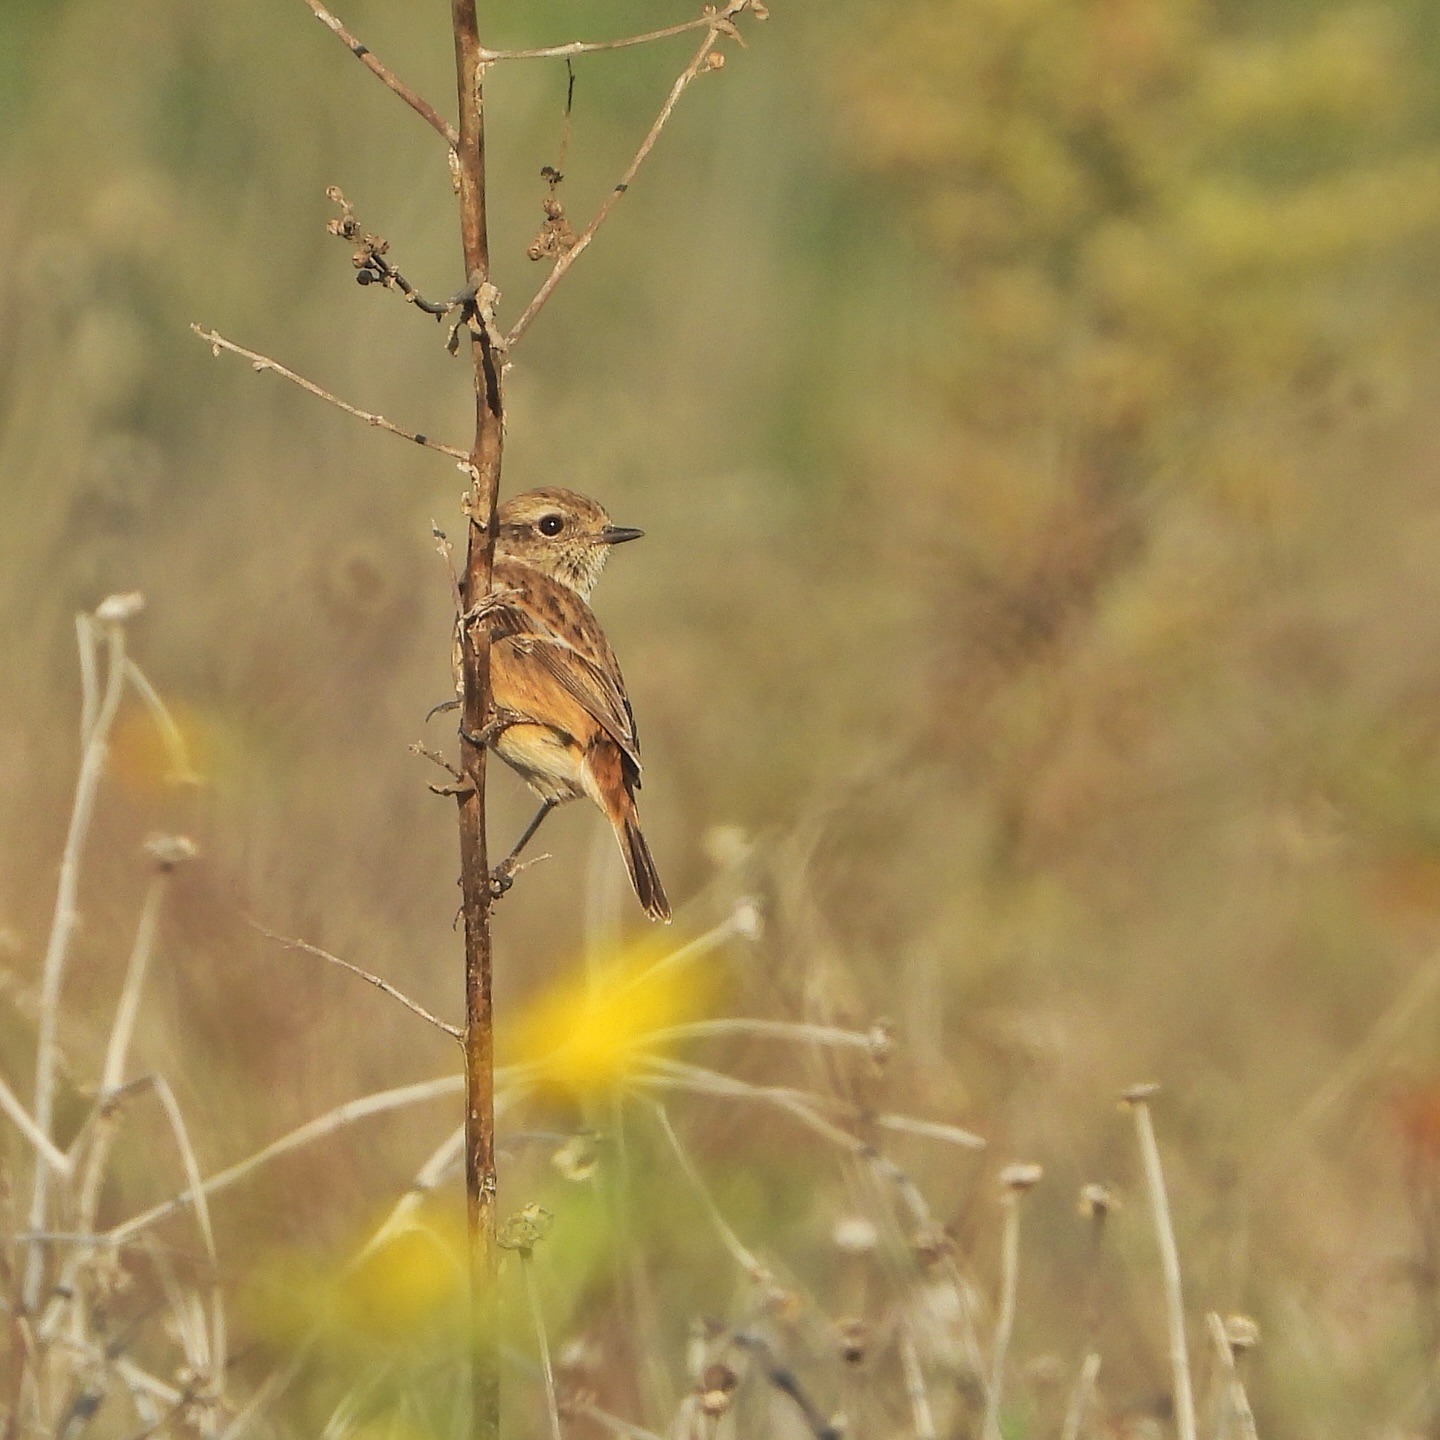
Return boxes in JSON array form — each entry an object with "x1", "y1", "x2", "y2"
[
  {"x1": 497, "y1": 1203, "x2": 554, "y2": 1254},
  {"x1": 705, "y1": 51, "x2": 726, "y2": 71},
  {"x1": 837, "y1": 1318, "x2": 868, "y2": 1366},
  {"x1": 551, "y1": 1132, "x2": 599, "y2": 1182},
  {"x1": 832, "y1": 1215, "x2": 878, "y2": 1255},
  {"x1": 1223, "y1": 1314, "x2": 1260, "y2": 1352},
  {"x1": 699, "y1": 1363, "x2": 738, "y2": 1416},
  {"x1": 912, "y1": 1224, "x2": 953, "y2": 1265},
  {"x1": 145, "y1": 833, "x2": 198, "y2": 871},
  {"x1": 1078, "y1": 1183, "x2": 1116, "y2": 1220},
  {"x1": 732, "y1": 897, "x2": 763, "y2": 940},
  {"x1": 1121, "y1": 1082, "x2": 1161, "y2": 1106},
  {"x1": 96, "y1": 591, "x2": 145, "y2": 624},
  {"x1": 867, "y1": 1020, "x2": 895, "y2": 1065},
  {"x1": 999, "y1": 1162, "x2": 1044, "y2": 1192}
]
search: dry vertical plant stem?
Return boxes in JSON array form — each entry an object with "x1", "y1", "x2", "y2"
[
  {"x1": 983, "y1": 1164, "x2": 1043, "y2": 1440},
  {"x1": 449, "y1": 5, "x2": 505, "y2": 1435},
  {"x1": 1123, "y1": 1085, "x2": 1197, "y2": 1440}
]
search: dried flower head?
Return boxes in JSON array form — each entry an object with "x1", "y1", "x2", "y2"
[
  {"x1": 832, "y1": 1216, "x2": 879, "y2": 1255},
  {"x1": 1078, "y1": 1183, "x2": 1116, "y2": 1221},
  {"x1": 999, "y1": 1162, "x2": 1044, "y2": 1192}
]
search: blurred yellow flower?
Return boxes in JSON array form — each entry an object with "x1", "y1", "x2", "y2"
[{"x1": 507, "y1": 945, "x2": 717, "y2": 1097}]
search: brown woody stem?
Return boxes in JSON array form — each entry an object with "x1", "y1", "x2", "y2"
[{"x1": 451, "y1": 4, "x2": 504, "y2": 1437}]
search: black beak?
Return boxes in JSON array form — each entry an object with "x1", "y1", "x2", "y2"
[{"x1": 601, "y1": 525, "x2": 645, "y2": 545}]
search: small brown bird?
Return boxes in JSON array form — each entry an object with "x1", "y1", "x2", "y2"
[{"x1": 470, "y1": 487, "x2": 670, "y2": 923}]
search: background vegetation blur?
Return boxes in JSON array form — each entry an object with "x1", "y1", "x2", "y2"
[{"x1": 7, "y1": 0, "x2": 1440, "y2": 1434}]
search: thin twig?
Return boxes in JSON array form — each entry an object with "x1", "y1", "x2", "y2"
[
  {"x1": 1060, "y1": 1352, "x2": 1101, "y2": 1440},
  {"x1": 190, "y1": 326, "x2": 471, "y2": 462},
  {"x1": 1125, "y1": 1087, "x2": 1196, "y2": 1440},
  {"x1": 300, "y1": 0, "x2": 459, "y2": 145},
  {"x1": 477, "y1": 6, "x2": 748, "y2": 62},
  {"x1": 26, "y1": 610, "x2": 131, "y2": 1305},
  {"x1": 247, "y1": 918, "x2": 463, "y2": 1041},
  {"x1": 107, "y1": 1075, "x2": 466, "y2": 1244},
  {"x1": 506, "y1": 17, "x2": 737, "y2": 348}
]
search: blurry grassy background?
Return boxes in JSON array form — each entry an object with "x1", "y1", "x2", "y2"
[{"x1": 8, "y1": 0, "x2": 1440, "y2": 1434}]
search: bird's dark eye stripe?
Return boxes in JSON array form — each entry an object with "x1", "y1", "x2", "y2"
[{"x1": 538, "y1": 514, "x2": 564, "y2": 536}]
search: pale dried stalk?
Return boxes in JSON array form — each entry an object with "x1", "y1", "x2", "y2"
[
  {"x1": 982, "y1": 1192, "x2": 1024, "y2": 1440},
  {"x1": 520, "y1": 1251, "x2": 563, "y2": 1440},
  {"x1": 567, "y1": 1400, "x2": 663, "y2": 1440},
  {"x1": 107, "y1": 1074, "x2": 466, "y2": 1244},
  {"x1": 1129, "y1": 1093, "x2": 1197, "y2": 1440},
  {"x1": 191, "y1": 326, "x2": 471, "y2": 461},
  {"x1": 651, "y1": 1101, "x2": 766, "y2": 1280},
  {"x1": 898, "y1": 1322, "x2": 938, "y2": 1440},
  {"x1": 25, "y1": 613, "x2": 131, "y2": 1305},
  {"x1": 1060, "y1": 1353, "x2": 1101, "y2": 1440},
  {"x1": 875, "y1": 1112, "x2": 986, "y2": 1151},
  {"x1": 122, "y1": 660, "x2": 201, "y2": 785},
  {"x1": 0, "y1": 1074, "x2": 70, "y2": 1176},
  {"x1": 76, "y1": 874, "x2": 170, "y2": 1232},
  {"x1": 1205, "y1": 1314, "x2": 1258, "y2": 1440},
  {"x1": 643, "y1": 1017, "x2": 876, "y2": 1050}
]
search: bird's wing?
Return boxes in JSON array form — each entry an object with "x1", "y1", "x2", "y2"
[{"x1": 489, "y1": 563, "x2": 643, "y2": 777}]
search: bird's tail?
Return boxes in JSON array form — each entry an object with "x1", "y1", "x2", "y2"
[{"x1": 614, "y1": 808, "x2": 671, "y2": 923}]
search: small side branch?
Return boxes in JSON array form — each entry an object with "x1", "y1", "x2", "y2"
[
  {"x1": 248, "y1": 918, "x2": 463, "y2": 1041},
  {"x1": 190, "y1": 326, "x2": 471, "y2": 462},
  {"x1": 477, "y1": 4, "x2": 758, "y2": 62},
  {"x1": 506, "y1": 11, "x2": 745, "y2": 348},
  {"x1": 300, "y1": 0, "x2": 460, "y2": 146}
]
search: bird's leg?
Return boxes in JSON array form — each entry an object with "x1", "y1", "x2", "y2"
[
  {"x1": 489, "y1": 799, "x2": 559, "y2": 898},
  {"x1": 458, "y1": 706, "x2": 528, "y2": 750}
]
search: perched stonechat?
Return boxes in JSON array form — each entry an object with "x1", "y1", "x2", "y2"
[{"x1": 467, "y1": 487, "x2": 670, "y2": 923}]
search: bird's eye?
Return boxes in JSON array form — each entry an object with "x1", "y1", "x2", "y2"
[{"x1": 538, "y1": 514, "x2": 565, "y2": 537}]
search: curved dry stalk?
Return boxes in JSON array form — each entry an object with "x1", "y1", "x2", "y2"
[
  {"x1": 122, "y1": 660, "x2": 202, "y2": 786},
  {"x1": 898, "y1": 1322, "x2": 937, "y2": 1440},
  {"x1": 477, "y1": 5, "x2": 750, "y2": 62},
  {"x1": 25, "y1": 611, "x2": 132, "y2": 1305},
  {"x1": 107, "y1": 1074, "x2": 467, "y2": 1244},
  {"x1": 1126, "y1": 1089, "x2": 1196, "y2": 1440},
  {"x1": 299, "y1": 0, "x2": 460, "y2": 145},
  {"x1": 566, "y1": 1401, "x2": 663, "y2": 1440},
  {"x1": 247, "y1": 918, "x2": 463, "y2": 1040},
  {"x1": 641, "y1": 1017, "x2": 877, "y2": 1050},
  {"x1": 191, "y1": 326, "x2": 471, "y2": 462},
  {"x1": 650, "y1": 1101, "x2": 766, "y2": 1281},
  {"x1": 519, "y1": 1251, "x2": 562, "y2": 1440}
]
